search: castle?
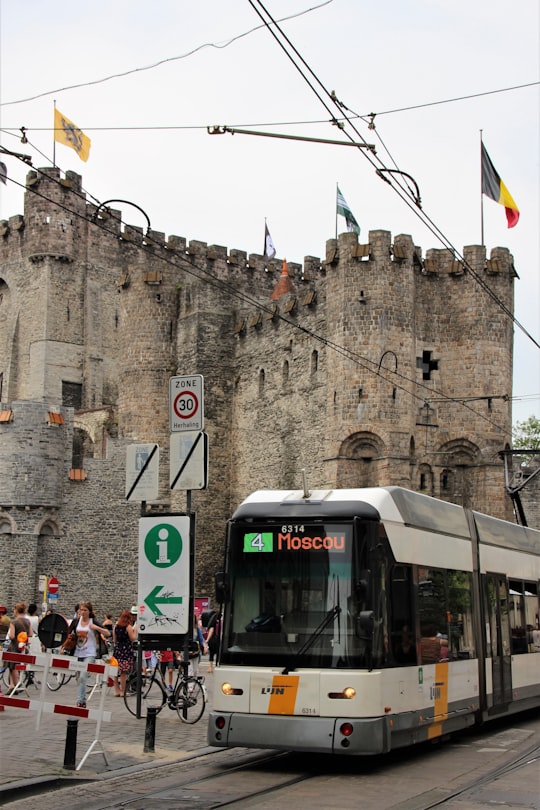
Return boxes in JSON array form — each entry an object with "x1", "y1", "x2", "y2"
[{"x1": 0, "y1": 167, "x2": 523, "y2": 616}]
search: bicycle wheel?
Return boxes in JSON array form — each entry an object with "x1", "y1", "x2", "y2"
[
  {"x1": 123, "y1": 673, "x2": 166, "y2": 717},
  {"x1": 46, "y1": 671, "x2": 67, "y2": 691},
  {"x1": 174, "y1": 676, "x2": 205, "y2": 724},
  {"x1": 1, "y1": 666, "x2": 11, "y2": 690}
]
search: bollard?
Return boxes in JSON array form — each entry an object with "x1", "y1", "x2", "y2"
[
  {"x1": 143, "y1": 706, "x2": 157, "y2": 753},
  {"x1": 64, "y1": 719, "x2": 78, "y2": 770}
]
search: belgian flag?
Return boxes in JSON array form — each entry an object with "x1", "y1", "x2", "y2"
[{"x1": 481, "y1": 143, "x2": 519, "y2": 228}]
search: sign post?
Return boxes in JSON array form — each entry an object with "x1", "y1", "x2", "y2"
[{"x1": 137, "y1": 515, "x2": 191, "y2": 637}]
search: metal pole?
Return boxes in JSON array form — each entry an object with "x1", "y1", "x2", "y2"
[
  {"x1": 144, "y1": 707, "x2": 157, "y2": 753},
  {"x1": 63, "y1": 719, "x2": 78, "y2": 770},
  {"x1": 480, "y1": 130, "x2": 485, "y2": 248}
]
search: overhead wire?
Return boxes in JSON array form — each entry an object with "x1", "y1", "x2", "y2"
[
  {"x1": 246, "y1": 0, "x2": 539, "y2": 351},
  {"x1": 0, "y1": 1, "x2": 335, "y2": 107},
  {"x1": 0, "y1": 147, "x2": 516, "y2": 441}
]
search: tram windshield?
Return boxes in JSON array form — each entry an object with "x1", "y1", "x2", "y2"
[{"x1": 220, "y1": 518, "x2": 383, "y2": 669}]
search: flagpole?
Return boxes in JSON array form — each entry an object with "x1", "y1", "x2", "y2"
[
  {"x1": 53, "y1": 100, "x2": 56, "y2": 168},
  {"x1": 335, "y1": 183, "x2": 338, "y2": 239},
  {"x1": 480, "y1": 129, "x2": 484, "y2": 248}
]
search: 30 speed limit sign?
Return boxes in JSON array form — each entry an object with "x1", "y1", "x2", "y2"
[{"x1": 169, "y1": 375, "x2": 204, "y2": 432}]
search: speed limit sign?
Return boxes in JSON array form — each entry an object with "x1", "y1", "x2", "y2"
[{"x1": 169, "y1": 375, "x2": 204, "y2": 432}]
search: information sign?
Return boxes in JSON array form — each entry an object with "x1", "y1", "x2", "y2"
[
  {"x1": 170, "y1": 431, "x2": 208, "y2": 490},
  {"x1": 125, "y1": 443, "x2": 159, "y2": 501},
  {"x1": 137, "y1": 515, "x2": 191, "y2": 636},
  {"x1": 169, "y1": 375, "x2": 204, "y2": 432}
]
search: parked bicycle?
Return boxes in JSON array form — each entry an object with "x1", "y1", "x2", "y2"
[{"x1": 124, "y1": 659, "x2": 206, "y2": 724}]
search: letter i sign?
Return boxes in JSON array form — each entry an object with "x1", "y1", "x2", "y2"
[{"x1": 137, "y1": 515, "x2": 191, "y2": 634}]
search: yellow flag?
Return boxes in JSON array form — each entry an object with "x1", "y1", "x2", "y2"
[{"x1": 54, "y1": 107, "x2": 91, "y2": 162}]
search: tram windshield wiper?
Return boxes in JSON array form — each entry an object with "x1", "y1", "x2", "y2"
[{"x1": 282, "y1": 605, "x2": 341, "y2": 674}]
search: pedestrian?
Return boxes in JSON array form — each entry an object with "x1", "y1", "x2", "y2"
[
  {"x1": 102, "y1": 612, "x2": 114, "y2": 631},
  {"x1": 0, "y1": 606, "x2": 10, "y2": 647},
  {"x1": 183, "y1": 612, "x2": 207, "y2": 677},
  {"x1": 72, "y1": 601, "x2": 111, "y2": 708},
  {"x1": 112, "y1": 609, "x2": 137, "y2": 697},
  {"x1": 158, "y1": 648, "x2": 178, "y2": 691},
  {"x1": 206, "y1": 610, "x2": 221, "y2": 673},
  {"x1": 7, "y1": 603, "x2": 33, "y2": 689},
  {"x1": 26, "y1": 603, "x2": 42, "y2": 654}
]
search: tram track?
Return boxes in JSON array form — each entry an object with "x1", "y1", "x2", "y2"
[{"x1": 4, "y1": 718, "x2": 539, "y2": 810}]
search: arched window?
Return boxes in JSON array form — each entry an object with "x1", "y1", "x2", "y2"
[
  {"x1": 337, "y1": 432, "x2": 384, "y2": 488},
  {"x1": 311, "y1": 350, "x2": 318, "y2": 374},
  {"x1": 258, "y1": 368, "x2": 265, "y2": 396}
]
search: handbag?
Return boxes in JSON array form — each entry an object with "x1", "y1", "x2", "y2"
[{"x1": 61, "y1": 630, "x2": 77, "y2": 653}]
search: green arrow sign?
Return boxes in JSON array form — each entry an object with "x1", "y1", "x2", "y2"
[{"x1": 145, "y1": 585, "x2": 184, "y2": 617}]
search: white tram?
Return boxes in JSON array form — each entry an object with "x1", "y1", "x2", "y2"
[{"x1": 208, "y1": 487, "x2": 540, "y2": 755}]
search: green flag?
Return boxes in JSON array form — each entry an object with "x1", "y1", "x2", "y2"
[{"x1": 337, "y1": 186, "x2": 360, "y2": 234}]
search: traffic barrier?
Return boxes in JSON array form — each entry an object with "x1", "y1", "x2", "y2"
[
  {"x1": 0, "y1": 692, "x2": 112, "y2": 721},
  {"x1": 0, "y1": 650, "x2": 117, "y2": 770}
]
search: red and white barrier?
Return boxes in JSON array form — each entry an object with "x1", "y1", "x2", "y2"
[
  {"x1": 0, "y1": 650, "x2": 119, "y2": 770},
  {"x1": 0, "y1": 692, "x2": 111, "y2": 721},
  {"x1": 1, "y1": 649, "x2": 117, "y2": 680}
]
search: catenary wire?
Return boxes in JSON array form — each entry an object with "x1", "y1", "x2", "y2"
[
  {"x1": 0, "y1": 1, "x2": 335, "y2": 107},
  {"x1": 246, "y1": 0, "x2": 539, "y2": 351}
]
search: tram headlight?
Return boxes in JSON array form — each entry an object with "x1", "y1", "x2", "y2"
[
  {"x1": 221, "y1": 682, "x2": 244, "y2": 696},
  {"x1": 328, "y1": 687, "x2": 356, "y2": 699}
]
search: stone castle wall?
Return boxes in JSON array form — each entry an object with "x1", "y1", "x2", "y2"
[{"x1": 0, "y1": 166, "x2": 534, "y2": 617}]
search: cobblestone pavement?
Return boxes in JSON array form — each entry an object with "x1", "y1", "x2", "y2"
[{"x1": 0, "y1": 662, "x2": 216, "y2": 791}]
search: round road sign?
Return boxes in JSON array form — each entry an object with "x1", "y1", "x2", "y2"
[
  {"x1": 173, "y1": 390, "x2": 199, "y2": 420},
  {"x1": 38, "y1": 613, "x2": 69, "y2": 649},
  {"x1": 48, "y1": 576, "x2": 59, "y2": 594}
]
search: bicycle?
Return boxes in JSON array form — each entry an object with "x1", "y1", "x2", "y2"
[{"x1": 124, "y1": 660, "x2": 206, "y2": 724}]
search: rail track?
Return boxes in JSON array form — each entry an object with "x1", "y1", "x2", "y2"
[{"x1": 4, "y1": 716, "x2": 539, "y2": 809}]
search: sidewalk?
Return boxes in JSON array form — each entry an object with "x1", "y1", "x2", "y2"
[{"x1": 0, "y1": 662, "x2": 216, "y2": 794}]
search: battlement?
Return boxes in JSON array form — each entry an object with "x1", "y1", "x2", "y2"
[{"x1": 0, "y1": 167, "x2": 516, "y2": 284}]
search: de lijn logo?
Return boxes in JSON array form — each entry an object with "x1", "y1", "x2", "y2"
[{"x1": 144, "y1": 522, "x2": 184, "y2": 616}]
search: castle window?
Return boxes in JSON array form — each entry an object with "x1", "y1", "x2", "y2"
[
  {"x1": 62, "y1": 381, "x2": 82, "y2": 409},
  {"x1": 416, "y1": 350, "x2": 439, "y2": 380},
  {"x1": 282, "y1": 360, "x2": 289, "y2": 385},
  {"x1": 311, "y1": 350, "x2": 318, "y2": 374},
  {"x1": 258, "y1": 368, "x2": 265, "y2": 396}
]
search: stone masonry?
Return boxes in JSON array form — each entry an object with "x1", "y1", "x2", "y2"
[{"x1": 0, "y1": 167, "x2": 532, "y2": 618}]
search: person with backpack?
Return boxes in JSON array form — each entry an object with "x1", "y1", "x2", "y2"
[
  {"x1": 205, "y1": 611, "x2": 221, "y2": 673},
  {"x1": 7, "y1": 602, "x2": 33, "y2": 689}
]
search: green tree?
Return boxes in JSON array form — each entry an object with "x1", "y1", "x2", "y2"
[
  {"x1": 513, "y1": 416, "x2": 540, "y2": 450},
  {"x1": 512, "y1": 416, "x2": 540, "y2": 468}
]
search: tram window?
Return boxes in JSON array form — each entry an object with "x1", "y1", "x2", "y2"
[
  {"x1": 417, "y1": 568, "x2": 475, "y2": 663},
  {"x1": 509, "y1": 579, "x2": 528, "y2": 654},
  {"x1": 390, "y1": 565, "x2": 416, "y2": 665},
  {"x1": 523, "y1": 582, "x2": 539, "y2": 652},
  {"x1": 418, "y1": 568, "x2": 447, "y2": 663},
  {"x1": 447, "y1": 570, "x2": 474, "y2": 660}
]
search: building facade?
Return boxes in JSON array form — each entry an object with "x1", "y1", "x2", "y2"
[{"x1": 0, "y1": 167, "x2": 524, "y2": 617}]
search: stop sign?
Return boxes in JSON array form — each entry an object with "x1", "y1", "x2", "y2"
[{"x1": 48, "y1": 576, "x2": 59, "y2": 594}]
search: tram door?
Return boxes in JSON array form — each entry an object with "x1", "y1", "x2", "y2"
[{"x1": 485, "y1": 574, "x2": 512, "y2": 710}]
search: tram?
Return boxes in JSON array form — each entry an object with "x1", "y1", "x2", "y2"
[{"x1": 208, "y1": 486, "x2": 540, "y2": 755}]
